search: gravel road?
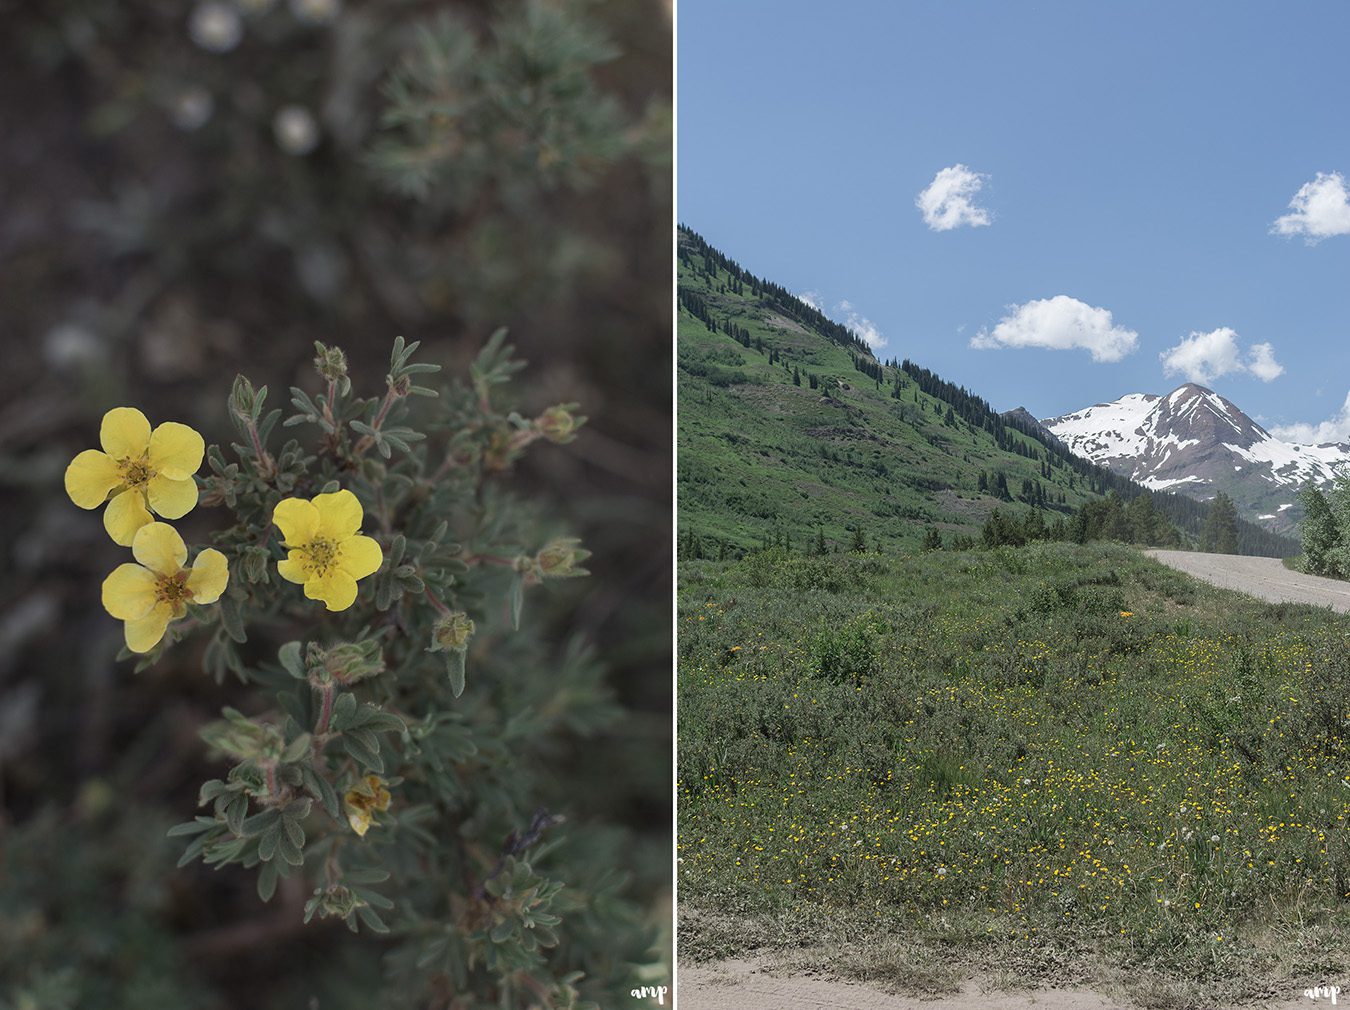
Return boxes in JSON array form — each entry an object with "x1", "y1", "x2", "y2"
[
  {"x1": 675, "y1": 959, "x2": 1317, "y2": 1010},
  {"x1": 1145, "y1": 550, "x2": 1350, "y2": 613}
]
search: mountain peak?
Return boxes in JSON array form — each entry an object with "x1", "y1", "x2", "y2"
[{"x1": 1044, "y1": 385, "x2": 1350, "y2": 526}]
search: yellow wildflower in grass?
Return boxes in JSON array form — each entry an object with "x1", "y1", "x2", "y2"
[
  {"x1": 272, "y1": 489, "x2": 383, "y2": 611},
  {"x1": 344, "y1": 774, "x2": 392, "y2": 836},
  {"x1": 102, "y1": 522, "x2": 229, "y2": 653},
  {"x1": 65, "y1": 407, "x2": 205, "y2": 546},
  {"x1": 1119, "y1": 611, "x2": 1134, "y2": 618}
]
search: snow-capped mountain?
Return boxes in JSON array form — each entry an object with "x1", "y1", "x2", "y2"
[{"x1": 1043, "y1": 383, "x2": 1350, "y2": 526}]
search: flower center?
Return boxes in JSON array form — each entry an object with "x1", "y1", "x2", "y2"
[
  {"x1": 156, "y1": 571, "x2": 191, "y2": 605},
  {"x1": 118, "y1": 455, "x2": 156, "y2": 489},
  {"x1": 306, "y1": 538, "x2": 338, "y2": 575}
]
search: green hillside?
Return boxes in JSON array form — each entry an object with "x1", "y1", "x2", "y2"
[{"x1": 677, "y1": 226, "x2": 1297, "y2": 558}]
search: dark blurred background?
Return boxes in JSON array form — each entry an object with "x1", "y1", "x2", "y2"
[{"x1": 0, "y1": 0, "x2": 670, "y2": 1004}]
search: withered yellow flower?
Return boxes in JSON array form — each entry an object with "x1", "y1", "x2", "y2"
[
  {"x1": 273, "y1": 489, "x2": 383, "y2": 611},
  {"x1": 102, "y1": 522, "x2": 229, "y2": 653},
  {"x1": 343, "y1": 774, "x2": 392, "y2": 837},
  {"x1": 65, "y1": 407, "x2": 205, "y2": 546}
]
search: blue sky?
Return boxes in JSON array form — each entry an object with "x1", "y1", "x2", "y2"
[{"x1": 678, "y1": 1, "x2": 1350, "y2": 441}]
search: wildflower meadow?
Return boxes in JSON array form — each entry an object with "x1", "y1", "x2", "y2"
[{"x1": 679, "y1": 542, "x2": 1350, "y2": 1005}]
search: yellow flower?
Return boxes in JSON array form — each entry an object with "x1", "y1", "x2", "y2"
[
  {"x1": 65, "y1": 407, "x2": 205, "y2": 546},
  {"x1": 1119, "y1": 611, "x2": 1134, "y2": 618},
  {"x1": 343, "y1": 774, "x2": 392, "y2": 837},
  {"x1": 272, "y1": 489, "x2": 383, "y2": 611},
  {"x1": 102, "y1": 522, "x2": 229, "y2": 653}
]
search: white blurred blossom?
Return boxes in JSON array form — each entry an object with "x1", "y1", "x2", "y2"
[
  {"x1": 289, "y1": 0, "x2": 340, "y2": 24},
  {"x1": 169, "y1": 87, "x2": 215, "y2": 131},
  {"x1": 273, "y1": 105, "x2": 320, "y2": 155},
  {"x1": 189, "y1": 2, "x2": 244, "y2": 52}
]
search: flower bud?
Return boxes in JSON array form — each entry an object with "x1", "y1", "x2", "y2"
[
  {"x1": 430, "y1": 611, "x2": 475, "y2": 653},
  {"x1": 313, "y1": 342, "x2": 349, "y2": 385},
  {"x1": 310, "y1": 640, "x2": 385, "y2": 685},
  {"x1": 240, "y1": 544, "x2": 271, "y2": 584},
  {"x1": 534, "y1": 404, "x2": 586, "y2": 444},
  {"x1": 534, "y1": 538, "x2": 591, "y2": 579}
]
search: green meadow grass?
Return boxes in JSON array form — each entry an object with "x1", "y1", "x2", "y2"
[{"x1": 678, "y1": 542, "x2": 1350, "y2": 1006}]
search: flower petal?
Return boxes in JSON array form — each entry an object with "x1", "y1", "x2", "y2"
[
  {"x1": 314, "y1": 489, "x2": 364, "y2": 540},
  {"x1": 337, "y1": 535, "x2": 383, "y2": 580},
  {"x1": 276, "y1": 551, "x2": 310, "y2": 584},
  {"x1": 65, "y1": 449, "x2": 121, "y2": 509},
  {"x1": 346, "y1": 808, "x2": 373, "y2": 836},
  {"x1": 273, "y1": 498, "x2": 319, "y2": 546},
  {"x1": 147, "y1": 474, "x2": 199, "y2": 520},
  {"x1": 125, "y1": 603, "x2": 174, "y2": 654},
  {"x1": 102, "y1": 563, "x2": 159, "y2": 621},
  {"x1": 132, "y1": 522, "x2": 188, "y2": 575},
  {"x1": 147, "y1": 421, "x2": 205, "y2": 480},
  {"x1": 100, "y1": 407, "x2": 152, "y2": 459},
  {"x1": 303, "y1": 570, "x2": 358, "y2": 611},
  {"x1": 104, "y1": 489, "x2": 153, "y2": 547},
  {"x1": 187, "y1": 549, "x2": 229, "y2": 604}
]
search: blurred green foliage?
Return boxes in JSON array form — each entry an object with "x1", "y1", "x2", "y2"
[{"x1": 0, "y1": 0, "x2": 669, "y2": 1005}]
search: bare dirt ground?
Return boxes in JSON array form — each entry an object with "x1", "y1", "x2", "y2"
[
  {"x1": 1145, "y1": 550, "x2": 1350, "y2": 613},
  {"x1": 674, "y1": 959, "x2": 1323, "y2": 1010}
]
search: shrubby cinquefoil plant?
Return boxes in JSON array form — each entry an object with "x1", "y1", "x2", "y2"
[{"x1": 64, "y1": 334, "x2": 654, "y2": 1007}]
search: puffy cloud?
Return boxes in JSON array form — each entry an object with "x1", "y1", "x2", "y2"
[
  {"x1": 971, "y1": 295, "x2": 1137, "y2": 362},
  {"x1": 1271, "y1": 391, "x2": 1350, "y2": 444},
  {"x1": 831, "y1": 300, "x2": 886, "y2": 348},
  {"x1": 1271, "y1": 172, "x2": 1350, "y2": 242},
  {"x1": 1245, "y1": 342, "x2": 1285, "y2": 382},
  {"x1": 916, "y1": 164, "x2": 992, "y2": 232},
  {"x1": 798, "y1": 290, "x2": 822, "y2": 311},
  {"x1": 1159, "y1": 328, "x2": 1283, "y2": 384}
]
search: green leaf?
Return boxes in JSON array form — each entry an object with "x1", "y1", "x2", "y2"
[
  {"x1": 225, "y1": 795, "x2": 248, "y2": 836},
  {"x1": 330, "y1": 691, "x2": 358, "y2": 731},
  {"x1": 219, "y1": 595, "x2": 247, "y2": 644},
  {"x1": 343, "y1": 734, "x2": 384, "y2": 773},
  {"x1": 167, "y1": 817, "x2": 217, "y2": 837},
  {"x1": 258, "y1": 860, "x2": 279, "y2": 902},
  {"x1": 509, "y1": 573, "x2": 524, "y2": 630},
  {"x1": 357, "y1": 906, "x2": 390, "y2": 933},
  {"x1": 278, "y1": 641, "x2": 306, "y2": 679},
  {"x1": 302, "y1": 766, "x2": 341, "y2": 820},
  {"x1": 258, "y1": 823, "x2": 281, "y2": 863},
  {"x1": 282, "y1": 814, "x2": 306, "y2": 851},
  {"x1": 281, "y1": 733, "x2": 313, "y2": 764},
  {"x1": 446, "y1": 648, "x2": 466, "y2": 697},
  {"x1": 342, "y1": 867, "x2": 390, "y2": 885}
]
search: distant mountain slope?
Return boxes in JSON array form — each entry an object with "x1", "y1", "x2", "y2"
[
  {"x1": 1045, "y1": 384, "x2": 1350, "y2": 530},
  {"x1": 677, "y1": 225, "x2": 1298, "y2": 557}
]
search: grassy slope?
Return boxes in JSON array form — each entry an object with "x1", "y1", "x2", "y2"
[
  {"x1": 678, "y1": 266, "x2": 1096, "y2": 553},
  {"x1": 677, "y1": 230, "x2": 1298, "y2": 557},
  {"x1": 678, "y1": 542, "x2": 1350, "y2": 1004}
]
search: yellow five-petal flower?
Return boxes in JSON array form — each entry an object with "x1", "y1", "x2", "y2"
[
  {"x1": 343, "y1": 774, "x2": 392, "y2": 837},
  {"x1": 65, "y1": 407, "x2": 205, "y2": 546},
  {"x1": 102, "y1": 522, "x2": 229, "y2": 653},
  {"x1": 272, "y1": 489, "x2": 383, "y2": 611}
]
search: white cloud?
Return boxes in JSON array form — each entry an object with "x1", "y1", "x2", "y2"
[
  {"x1": 1245, "y1": 341, "x2": 1285, "y2": 382},
  {"x1": 798, "y1": 290, "x2": 822, "y2": 311},
  {"x1": 1271, "y1": 171, "x2": 1350, "y2": 242},
  {"x1": 1271, "y1": 391, "x2": 1350, "y2": 444},
  {"x1": 1159, "y1": 327, "x2": 1283, "y2": 384},
  {"x1": 971, "y1": 295, "x2": 1137, "y2": 362},
  {"x1": 828, "y1": 299, "x2": 886, "y2": 348},
  {"x1": 916, "y1": 164, "x2": 992, "y2": 232}
]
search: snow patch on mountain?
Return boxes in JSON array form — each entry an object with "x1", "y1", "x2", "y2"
[{"x1": 1043, "y1": 383, "x2": 1350, "y2": 522}]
